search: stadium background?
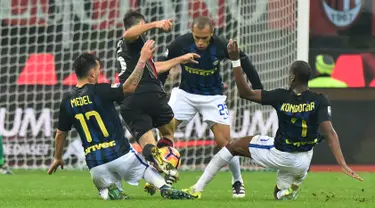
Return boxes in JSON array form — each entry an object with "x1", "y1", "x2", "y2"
[{"x1": 0, "y1": 0, "x2": 374, "y2": 170}]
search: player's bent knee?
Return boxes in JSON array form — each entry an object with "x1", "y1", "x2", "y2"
[
  {"x1": 226, "y1": 136, "x2": 253, "y2": 157},
  {"x1": 216, "y1": 138, "x2": 229, "y2": 148},
  {"x1": 211, "y1": 123, "x2": 230, "y2": 147}
]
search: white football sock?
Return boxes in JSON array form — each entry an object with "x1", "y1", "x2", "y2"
[
  {"x1": 194, "y1": 147, "x2": 234, "y2": 192},
  {"x1": 228, "y1": 156, "x2": 244, "y2": 184},
  {"x1": 143, "y1": 166, "x2": 166, "y2": 189}
]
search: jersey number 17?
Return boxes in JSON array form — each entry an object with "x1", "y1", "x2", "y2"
[{"x1": 75, "y1": 110, "x2": 109, "y2": 142}]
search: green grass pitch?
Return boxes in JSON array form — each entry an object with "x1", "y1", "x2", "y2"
[{"x1": 1, "y1": 170, "x2": 374, "y2": 208}]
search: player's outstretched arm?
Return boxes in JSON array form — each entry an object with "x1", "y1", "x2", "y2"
[
  {"x1": 122, "y1": 40, "x2": 156, "y2": 93},
  {"x1": 228, "y1": 40, "x2": 262, "y2": 103},
  {"x1": 223, "y1": 38, "x2": 263, "y2": 90},
  {"x1": 154, "y1": 53, "x2": 200, "y2": 74},
  {"x1": 319, "y1": 121, "x2": 363, "y2": 181},
  {"x1": 124, "y1": 19, "x2": 173, "y2": 41},
  {"x1": 47, "y1": 129, "x2": 67, "y2": 174}
]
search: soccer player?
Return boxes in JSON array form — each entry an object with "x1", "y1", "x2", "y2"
[
  {"x1": 47, "y1": 46, "x2": 194, "y2": 200},
  {"x1": 159, "y1": 16, "x2": 264, "y2": 197},
  {"x1": 183, "y1": 40, "x2": 363, "y2": 200},
  {"x1": 117, "y1": 11, "x2": 199, "y2": 177},
  {"x1": 0, "y1": 134, "x2": 13, "y2": 175}
]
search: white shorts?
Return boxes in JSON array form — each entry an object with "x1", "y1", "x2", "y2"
[
  {"x1": 249, "y1": 135, "x2": 313, "y2": 190},
  {"x1": 168, "y1": 88, "x2": 230, "y2": 127},
  {"x1": 89, "y1": 149, "x2": 148, "y2": 193}
]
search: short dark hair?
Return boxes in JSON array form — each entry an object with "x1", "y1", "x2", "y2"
[
  {"x1": 123, "y1": 10, "x2": 145, "y2": 30},
  {"x1": 290, "y1": 61, "x2": 311, "y2": 84},
  {"x1": 73, "y1": 53, "x2": 100, "y2": 79},
  {"x1": 192, "y1": 16, "x2": 213, "y2": 31}
]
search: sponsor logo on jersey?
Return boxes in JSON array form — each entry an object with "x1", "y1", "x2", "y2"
[
  {"x1": 184, "y1": 66, "x2": 218, "y2": 76},
  {"x1": 285, "y1": 138, "x2": 318, "y2": 147},
  {"x1": 322, "y1": 0, "x2": 363, "y2": 28},
  {"x1": 84, "y1": 140, "x2": 116, "y2": 155}
]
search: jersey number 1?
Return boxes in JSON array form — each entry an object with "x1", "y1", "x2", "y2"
[
  {"x1": 75, "y1": 110, "x2": 109, "y2": 143},
  {"x1": 291, "y1": 118, "x2": 307, "y2": 137}
]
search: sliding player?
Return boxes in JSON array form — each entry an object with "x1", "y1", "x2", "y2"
[
  {"x1": 48, "y1": 46, "x2": 194, "y2": 200},
  {"x1": 183, "y1": 40, "x2": 363, "y2": 200},
  {"x1": 159, "y1": 16, "x2": 264, "y2": 198},
  {"x1": 117, "y1": 10, "x2": 199, "y2": 177}
]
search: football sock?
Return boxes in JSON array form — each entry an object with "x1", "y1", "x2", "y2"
[
  {"x1": 0, "y1": 135, "x2": 4, "y2": 166},
  {"x1": 142, "y1": 144, "x2": 155, "y2": 162},
  {"x1": 143, "y1": 166, "x2": 167, "y2": 189},
  {"x1": 228, "y1": 156, "x2": 244, "y2": 184},
  {"x1": 194, "y1": 147, "x2": 233, "y2": 192},
  {"x1": 157, "y1": 137, "x2": 173, "y2": 148}
]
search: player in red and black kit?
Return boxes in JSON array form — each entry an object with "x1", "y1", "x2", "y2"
[{"x1": 116, "y1": 11, "x2": 199, "y2": 177}]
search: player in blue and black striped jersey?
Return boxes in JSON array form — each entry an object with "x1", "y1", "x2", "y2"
[
  {"x1": 47, "y1": 48, "x2": 194, "y2": 200},
  {"x1": 184, "y1": 40, "x2": 362, "y2": 200},
  {"x1": 159, "y1": 16, "x2": 264, "y2": 197}
]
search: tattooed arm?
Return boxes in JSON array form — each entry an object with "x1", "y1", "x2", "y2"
[
  {"x1": 122, "y1": 40, "x2": 156, "y2": 94},
  {"x1": 122, "y1": 60, "x2": 146, "y2": 94}
]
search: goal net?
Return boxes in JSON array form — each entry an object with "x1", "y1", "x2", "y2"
[{"x1": 0, "y1": 0, "x2": 308, "y2": 170}]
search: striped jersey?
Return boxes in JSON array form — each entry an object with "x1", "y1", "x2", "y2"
[
  {"x1": 261, "y1": 89, "x2": 331, "y2": 152},
  {"x1": 57, "y1": 83, "x2": 130, "y2": 169},
  {"x1": 163, "y1": 33, "x2": 263, "y2": 95}
]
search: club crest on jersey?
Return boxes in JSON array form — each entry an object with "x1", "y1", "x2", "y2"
[
  {"x1": 322, "y1": 0, "x2": 363, "y2": 28},
  {"x1": 213, "y1": 59, "x2": 219, "y2": 66},
  {"x1": 111, "y1": 83, "x2": 120, "y2": 88}
]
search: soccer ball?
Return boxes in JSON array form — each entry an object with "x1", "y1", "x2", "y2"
[{"x1": 159, "y1": 146, "x2": 181, "y2": 169}]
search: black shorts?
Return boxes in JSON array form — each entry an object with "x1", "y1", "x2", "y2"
[{"x1": 119, "y1": 92, "x2": 174, "y2": 141}]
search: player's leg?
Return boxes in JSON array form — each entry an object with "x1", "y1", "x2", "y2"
[
  {"x1": 120, "y1": 96, "x2": 177, "y2": 176},
  {"x1": 185, "y1": 136, "x2": 253, "y2": 198},
  {"x1": 156, "y1": 118, "x2": 175, "y2": 148},
  {"x1": 274, "y1": 171, "x2": 303, "y2": 200},
  {"x1": 143, "y1": 165, "x2": 194, "y2": 199},
  {"x1": 152, "y1": 88, "x2": 196, "y2": 182},
  {"x1": 0, "y1": 135, "x2": 12, "y2": 175},
  {"x1": 273, "y1": 151, "x2": 313, "y2": 200},
  {"x1": 157, "y1": 88, "x2": 196, "y2": 148},
  {"x1": 200, "y1": 95, "x2": 245, "y2": 198},
  {"x1": 211, "y1": 123, "x2": 245, "y2": 198},
  {"x1": 116, "y1": 149, "x2": 194, "y2": 199},
  {"x1": 90, "y1": 163, "x2": 129, "y2": 200}
]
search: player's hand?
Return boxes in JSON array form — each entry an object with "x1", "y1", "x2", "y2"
[
  {"x1": 341, "y1": 164, "x2": 363, "y2": 181},
  {"x1": 47, "y1": 158, "x2": 64, "y2": 175},
  {"x1": 180, "y1": 53, "x2": 200, "y2": 64},
  {"x1": 140, "y1": 40, "x2": 157, "y2": 62},
  {"x1": 227, "y1": 39, "x2": 240, "y2": 60},
  {"x1": 155, "y1": 19, "x2": 173, "y2": 32}
]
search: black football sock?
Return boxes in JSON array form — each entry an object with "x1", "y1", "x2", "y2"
[
  {"x1": 157, "y1": 137, "x2": 174, "y2": 148},
  {"x1": 142, "y1": 144, "x2": 156, "y2": 162}
]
